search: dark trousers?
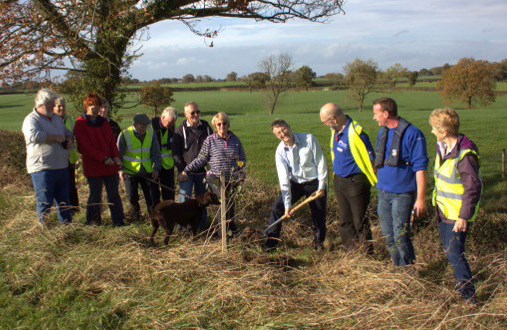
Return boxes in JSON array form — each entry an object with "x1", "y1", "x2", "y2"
[
  {"x1": 266, "y1": 180, "x2": 326, "y2": 247},
  {"x1": 125, "y1": 173, "x2": 159, "y2": 215},
  {"x1": 86, "y1": 174, "x2": 125, "y2": 226},
  {"x1": 68, "y1": 164, "x2": 79, "y2": 213},
  {"x1": 439, "y1": 221, "x2": 476, "y2": 300},
  {"x1": 152, "y1": 167, "x2": 175, "y2": 203},
  {"x1": 334, "y1": 173, "x2": 373, "y2": 251}
]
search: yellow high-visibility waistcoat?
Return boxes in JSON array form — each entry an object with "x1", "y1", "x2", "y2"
[
  {"x1": 123, "y1": 126, "x2": 154, "y2": 174},
  {"x1": 330, "y1": 120, "x2": 377, "y2": 186},
  {"x1": 160, "y1": 129, "x2": 174, "y2": 170},
  {"x1": 64, "y1": 115, "x2": 79, "y2": 165},
  {"x1": 432, "y1": 148, "x2": 480, "y2": 222}
]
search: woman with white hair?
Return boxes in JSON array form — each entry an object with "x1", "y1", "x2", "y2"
[
  {"x1": 22, "y1": 88, "x2": 73, "y2": 224},
  {"x1": 181, "y1": 112, "x2": 247, "y2": 236}
]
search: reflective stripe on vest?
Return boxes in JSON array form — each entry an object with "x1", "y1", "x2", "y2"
[
  {"x1": 65, "y1": 115, "x2": 79, "y2": 164},
  {"x1": 123, "y1": 126, "x2": 154, "y2": 174},
  {"x1": 330, "y1": 120, "x2": 378, "y2": 186},
  {"x1": 160, "y1": 129, "x2": 174, "y2": 170},
  {"x1": 432, "y1": 148, "x2": 480, "y2": 222}
]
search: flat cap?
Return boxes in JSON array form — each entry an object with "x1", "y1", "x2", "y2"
[{"x1": 133, "y1": 113, "x2": 150, "y2": 126}]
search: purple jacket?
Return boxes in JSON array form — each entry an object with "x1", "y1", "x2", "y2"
[
  {"x1": 184, "y1": 132, "x2": 246, "y2": 182},
  {"x1": 436, "y1": 134, "x2": 482, "y2": 222}
]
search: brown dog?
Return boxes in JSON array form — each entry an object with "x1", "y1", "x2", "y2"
[{"x1": 150, "y1": 191, "x2": 220, "y2": 245}]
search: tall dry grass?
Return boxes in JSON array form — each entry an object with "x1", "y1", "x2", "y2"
[{"x1": 1, "y1": 130, "x2": 506, "y2": 329}]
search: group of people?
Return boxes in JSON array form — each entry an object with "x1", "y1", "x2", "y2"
[
  {"x1": 22, "y1": 89, "x2": 481, "y2": 303},
  {"x1": 22, "y1": 89, "x2": 245, "y2": 234},
  {"x1": 265, "y1": 97, "x2": 481, "y2": 303}
]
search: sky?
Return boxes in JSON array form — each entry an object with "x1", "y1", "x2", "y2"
[{"x1": 128, "y1": 0, "x2": 507, "y2": 81}]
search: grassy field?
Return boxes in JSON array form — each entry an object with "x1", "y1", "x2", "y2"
[{"x1": 1, "y1": 90, "x2": 506, "y2": 328}]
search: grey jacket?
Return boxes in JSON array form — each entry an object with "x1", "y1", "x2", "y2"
[{"x1": 22, "y1": 109, "x2": 71, "y2": 173}]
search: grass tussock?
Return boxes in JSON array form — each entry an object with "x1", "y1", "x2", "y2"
[{"x1": 1, "y1": 132, "x2": 506, "y2": 329}]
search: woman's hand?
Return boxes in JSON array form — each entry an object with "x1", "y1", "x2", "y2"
[
  {"x1": 453, "y1": 218, "x2": 468, "y2": 232},
  {"x1": 178, "y1": 171, "x2": 189, "y2": 182}
]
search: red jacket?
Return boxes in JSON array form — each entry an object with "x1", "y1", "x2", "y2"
[{"x1": 74, "y1": 115, "x2": 120, "y2": 178}]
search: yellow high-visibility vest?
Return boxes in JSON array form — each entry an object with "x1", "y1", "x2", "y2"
[
  {"x1": 330, "y1": 120, "x2": 377, "y2": 186},
  {"x1": 160, "y1": 129, "x2": 174, "y2": 170},
  {"x1": 432, "y1": 148, "x2": 480, "y2": 222},
  {"x1": 64, "y1": 115, "x2": 79, "y2": 165},
  {"x1": 123, "y1": 126, "x2": 154, "y2": 174}
]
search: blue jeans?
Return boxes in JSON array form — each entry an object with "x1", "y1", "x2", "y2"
[
  {"x1": 31, "y1": 168, "x2": 72, "y2": 224},
  {"x1": 377, "y1": 190, "x2": 415, "y2": 266},
  {"x1": 439, "y1": 221, "x2": 476, "y2": 300},
  {"x1": 179, "y1": 173, "x2": 208, "y2": 230},
  {"x1": 87, "y1": 175, "x2": 125, "y2": 226}
]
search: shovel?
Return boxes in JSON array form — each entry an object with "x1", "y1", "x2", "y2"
[{"x1": 264, "y1": 189, "x2": 325, "y2": 233}]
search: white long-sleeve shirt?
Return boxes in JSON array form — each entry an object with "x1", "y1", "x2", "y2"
[{"x1": 275, "y1": 133, "x2": 327, "y2": 210}]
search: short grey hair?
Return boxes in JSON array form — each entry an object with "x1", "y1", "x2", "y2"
[
  {"x1": 34, "y1": 89, "x2": 58, "y2": 108},
  {"x1": 184, "y1": 101, "x2": 199, "y2": 113},
  {"x1": 161, "y1": 106, "x2": 178, "y2": 121}
]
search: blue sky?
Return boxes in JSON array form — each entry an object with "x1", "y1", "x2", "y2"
[{"x1": 129, "y1": 0, "x2": 507, "y2": 80}]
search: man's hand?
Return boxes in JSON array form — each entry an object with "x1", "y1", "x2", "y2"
[
  {"x1": 284, "y1": 208, "x2": 294, "y2": 218},
  {"x1": 152, "y1": 170, "x2": 159, "y2": 180},
  {"x1": 47, "y1": 134, "x2": 65, "y2": 143},
  {"x1": 104, "y1": 157, "x2": 114, "y2": 166},
  {"x1": 413, "y1": 198, "x2": 426, "y2": 218},
  {"x1": 316, "y1": 189, "x2": 326, "y2": 198},
  {"x1": 65, "y1": 138, "x2": 74, "y2": 149},
  {"x1": 453, "y1": 218, "x2": 468, "y2": 232},
  {"x1": 113, "y1": 157, "x2": 121, "y2": 166},
  {"x1": 178, "y1": 171, "x2": 189, "y2": 182}
]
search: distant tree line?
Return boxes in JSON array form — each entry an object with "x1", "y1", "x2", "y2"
[{"x1": 3, "y1": 57, "x2": 504, "y2": 114}]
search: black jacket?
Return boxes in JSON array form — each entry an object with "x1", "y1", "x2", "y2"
[{"x1": 172, "y1": 120, "x2": 212, "y2": 173}]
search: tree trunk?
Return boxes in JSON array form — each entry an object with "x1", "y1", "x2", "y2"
[{"x1": 359, "y1": 98, "x2": 364, "y2": 112}]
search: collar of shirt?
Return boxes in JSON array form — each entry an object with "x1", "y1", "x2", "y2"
[
  {"x1": 336, "y1": 117, "x2": 351, "y2": 139},
  {"x1": 185, "y1": 120, "x2": 202, "y2": 127}
]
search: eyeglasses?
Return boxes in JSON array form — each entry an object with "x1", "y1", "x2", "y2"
[
  {"x1": 189, "y1": 110, "x2": 200, "y2": 116},
  {"x1": 322, "y1": 117, "x2": 336, "y2": 126},
  {"x1": 216, "y1": 122, "x2": 228, "y2": 127}
]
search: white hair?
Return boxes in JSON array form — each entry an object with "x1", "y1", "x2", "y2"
[
  {"x1": 161, "y1": 106, "x2": 178, "y2": 121},
  {"x1": 34, "y1": 89, "x2": 58, "y2": 108}
]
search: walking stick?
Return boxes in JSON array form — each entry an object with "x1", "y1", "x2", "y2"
[{"x1": 264, "y1": 189, "x2": 325, "y2": 233}]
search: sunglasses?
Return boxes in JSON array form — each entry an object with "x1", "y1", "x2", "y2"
[
  {"x1": 216, "y1": 122, "x2": 228, "y2": 127},
  {"x1": 189, "y1": 110, "x2": 200, "y2": 116}
]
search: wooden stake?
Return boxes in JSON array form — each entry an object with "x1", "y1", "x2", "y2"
[{"x1": 220, "y1": 171, "x2": 227, "y2": 252}]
